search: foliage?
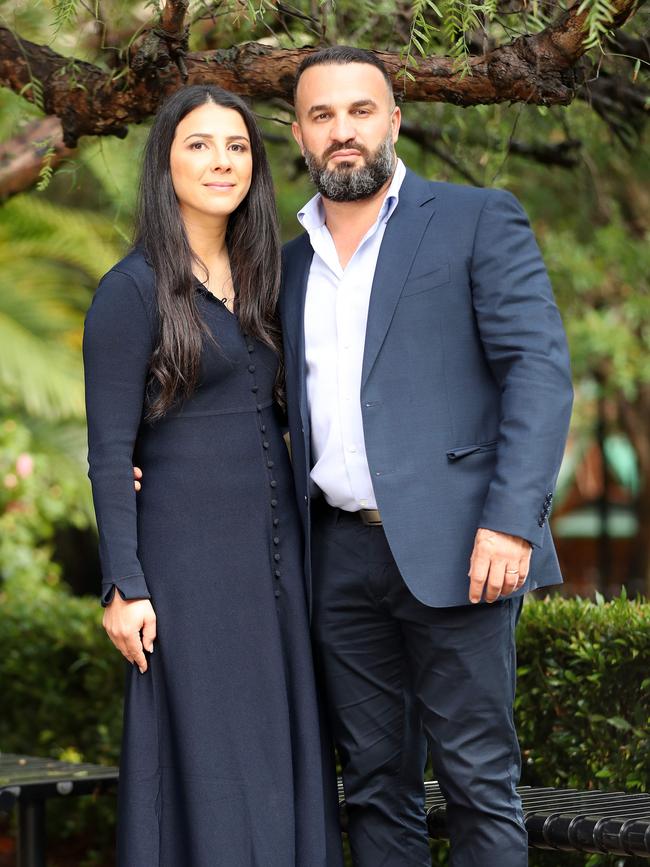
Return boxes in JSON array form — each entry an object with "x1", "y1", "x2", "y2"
[
  {"x1": 517, "y1": 593, "x2": 649, "y2": 794},
  {"x1": 0, "y1": 591, "x2": 646, "y2": 864},
  {"x1": 0, "y1": 415, "x2": 91, "y2": 587},
  {"x1": 0, "y1": 193, "x2": 124, "y2": 421},
  {"x1": 0, "y1": 576, "x2": 121, "y2": 866}
]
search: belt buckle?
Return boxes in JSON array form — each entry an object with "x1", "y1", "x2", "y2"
[{"x1": 360, "y1": 508, "x2": 382, "y2": 526}]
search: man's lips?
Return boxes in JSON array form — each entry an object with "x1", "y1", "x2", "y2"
[{"x1": 329, "y1": 149, "x2": 362, "y2": 160}]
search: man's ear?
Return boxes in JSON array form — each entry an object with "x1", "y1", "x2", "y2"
[
  {"x1": 291, "y1": 120, "x2": 304, "y2": 154},
  {"x1": 391, "y1": 105, "x2": 401, "y2": 144}
]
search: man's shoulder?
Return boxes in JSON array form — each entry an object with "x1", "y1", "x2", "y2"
[
  {"x1": 282, "y1": 231, "x2": 310, "y2": 256},
  {"x1": 404, "y1": 169, "x2": 516, "y2": 212},
  {"x1": 281, "y1": 232, "x2": 312, "y2": 273}
]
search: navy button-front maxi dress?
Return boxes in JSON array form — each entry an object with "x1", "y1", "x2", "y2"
[{"x1": 83, "y1": 249, "x2": 343, "y2": 867}]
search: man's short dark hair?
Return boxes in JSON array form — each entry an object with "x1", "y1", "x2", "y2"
[{"x1": 293, "y1": 46, "x2": 394, "y2": 104}]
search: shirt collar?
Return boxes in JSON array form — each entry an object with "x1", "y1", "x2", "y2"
[{"x1": 297, "y1": 158, "x2": 406, "y2": 232}]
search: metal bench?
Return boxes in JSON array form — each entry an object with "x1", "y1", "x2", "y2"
[
  {"x1": 2, "y1": 753, "x2": 649, "y2": 863},
  {"x1": 0, "y1": 753, "x2": 118, "y2": 867},
  {"x1": 338, "y1": 779, "x2": 650, "y2": 859}
]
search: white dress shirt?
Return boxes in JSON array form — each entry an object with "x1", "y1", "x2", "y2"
[{"x1": 298, "y1": 159, "x2": 407, "y2": 511}]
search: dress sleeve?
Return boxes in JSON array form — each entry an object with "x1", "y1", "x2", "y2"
[{"x1": 83, "y1": 268, "x2": 155, "y2": 606}]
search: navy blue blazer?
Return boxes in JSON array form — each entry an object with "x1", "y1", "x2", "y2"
[{"x1": 280, "y1": 169, "x2": 573, "y2": 608}]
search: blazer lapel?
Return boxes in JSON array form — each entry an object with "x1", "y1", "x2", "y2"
[
  {"x1": 361, "y1": 171, "x2": 437, "y2": 388},
  {"x1": 282, "y1": 234, "x2": 313, "y2": 427}
]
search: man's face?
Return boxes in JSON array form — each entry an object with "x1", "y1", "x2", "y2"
[{"x1": 292, "y1": 63, "x2": 401, "y2": 202}]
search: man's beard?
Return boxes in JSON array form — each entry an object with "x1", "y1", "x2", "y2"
[{"x1": 303, "y1": 131, "x2": 395, "y2": 202}]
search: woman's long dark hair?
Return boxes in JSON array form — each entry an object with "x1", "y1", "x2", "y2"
[{"x1": 134, "y1": 85, "x2": 283, "y2": 421}]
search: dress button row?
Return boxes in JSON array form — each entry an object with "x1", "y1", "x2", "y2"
[{"x1": 242, "y1": 333, "x2": 282, "y2": 604}]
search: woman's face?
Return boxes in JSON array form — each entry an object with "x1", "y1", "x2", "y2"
[{"x1": 169, "y1": 101, "x2": 253, "y2": 224}]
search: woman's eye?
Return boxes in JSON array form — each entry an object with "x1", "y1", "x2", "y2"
[{"x1": 190, "y1": 141, "x2": 205, "y2": 150}]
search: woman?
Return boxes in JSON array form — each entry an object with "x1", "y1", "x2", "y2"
[{"x1": 83, "y1": 85, "x2": 343, "y2": 867}]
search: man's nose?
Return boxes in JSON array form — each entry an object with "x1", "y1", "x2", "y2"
[{"x1": 330, "y1": 114, "x2": 356, "y2": 145}]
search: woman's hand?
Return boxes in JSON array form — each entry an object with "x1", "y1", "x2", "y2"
[{"x1": 102, "y1": 593, "x2": 157, "y2": 673}]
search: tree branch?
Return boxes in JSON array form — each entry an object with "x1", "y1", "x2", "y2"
[
  {"x1": 0, "y1": 0, "x2": 642, "y2": 198},
  {"x1": 0, "y1": 117, "x2": 75, "y2": 200},
  {"x1": 400, "y1": 120, "x2": 583, "y2": 170}
]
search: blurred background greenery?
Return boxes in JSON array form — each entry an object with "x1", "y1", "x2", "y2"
[{"x1": 0, "y1": 0, "x2": 648, "y2": 864}]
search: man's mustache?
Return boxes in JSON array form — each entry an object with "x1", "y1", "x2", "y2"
[{"x1": 321, "y1": 141, "x2": 371, "y2": 162}]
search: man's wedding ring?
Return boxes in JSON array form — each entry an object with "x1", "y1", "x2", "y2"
[{"x1": 505, "y1": 569, "x2": 519, "y2": 574}]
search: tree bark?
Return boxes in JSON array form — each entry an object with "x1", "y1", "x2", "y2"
[
  {"x1": 0, "y1": 0, "x2": 642, "y2": 149},
  {"x1": 0, "y1": 117, "x2": 74, "y2": 200}
]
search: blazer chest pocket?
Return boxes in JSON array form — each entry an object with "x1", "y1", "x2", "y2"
[
  {"x1": 402, "y1": 261, "x2": 450, "y2": 298},
  {"x1": 446, "y1": 440, "x2": 498, "y2": 461}
]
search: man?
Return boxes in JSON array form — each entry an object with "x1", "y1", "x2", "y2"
[{"x1": 280, "y1": 46, "x2": 573, "y2": 866}]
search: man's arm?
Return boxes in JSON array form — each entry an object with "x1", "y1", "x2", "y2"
[{"x1": 467, "y1": 189, "x2": 573, "y2": 601}]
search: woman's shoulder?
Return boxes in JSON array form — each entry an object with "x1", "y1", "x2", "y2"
[
  {"x1": 100, "y1": 247, "x2": 155, "y2": 295},
  {"x1": 89, "y1": 249, "x2": 157, "y2": 332}
]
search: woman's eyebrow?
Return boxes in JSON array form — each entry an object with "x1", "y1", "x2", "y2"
[{"x1": 183, "y1": 133, "x2": 250, "y2": 142}]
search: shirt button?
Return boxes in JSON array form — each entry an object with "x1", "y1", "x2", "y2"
[
  {"x1": 248, "y1": 364, "x2": 256, "y2": 373},
  {"x1": 273, "y1": 518, "x2": 279, "y2": 527},
  {"x1": 263, "y1": 441, "x2": 269, "y2": 449},
  {"x1": 274, "y1": 553, "x2": 281, "y2": 562},
  {"x1": 270, "y1": 480, "x2": 278, "y2": 488},
  {"x1": 256, "y1": 404, "x2": 263, "y2": 412},
  {"x1": 274, "y1": 590, "x2": 281, "y2": 598},
  {"x1": 247, "y1": 344, "x2": 254, "y2": 353},
  {"x1": 267, "y1": 460, "x2": 274, "y2": 468},
  {"x1": 273, "y1": 536, "x2": 280, "y2": 545},
  {"x1": 261, "y1": 425, "x2": 267, "y2": 433},
  {"x1": 347, "y1": 445, "x2": 357, "y2": 453},
  {"x1": 251, "y1": 386, "x2": 258, "y2": 393},
  {"x1": 274, "y1": 570, "x2": 281, "y2": 578},
  {"x1": 271, "y1": 499, "x2": 278, "y2": 507}
]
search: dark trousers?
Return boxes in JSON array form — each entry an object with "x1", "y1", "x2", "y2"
[{"x1": 310, "y1": 504, "x2": 528, "y2": 867}]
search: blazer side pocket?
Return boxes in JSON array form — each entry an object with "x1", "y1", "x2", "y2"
[
  {"x1": 402, "y1": 262, "x2": 451, "y2": 297},
  {"x1": 446, "y1": 440, "x2": 498, "y2": 461}
]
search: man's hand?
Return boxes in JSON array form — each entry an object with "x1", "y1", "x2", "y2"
[
  {"x1": 102, "y1": 594, "x2": 156, "y2": 673},
  {"x1": 133, "y1": 466, "x2": 142, "y2": 491},
  {"x1": 468, "y1": 528, "x2": 531, "y2": 604}
]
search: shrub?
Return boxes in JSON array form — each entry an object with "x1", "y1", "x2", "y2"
[
  {"x1": 0, "y1": 577, "x2": 123, "y2": 866},
  {"x1": 0, "y1": 589, "x2": 646, "y2": 865}
]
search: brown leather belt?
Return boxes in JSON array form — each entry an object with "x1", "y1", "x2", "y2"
[{"x1": 359, "y1": 508, "x2": 382, "y2": 526}]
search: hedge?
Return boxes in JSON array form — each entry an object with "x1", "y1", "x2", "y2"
[{"x1": 0, "y1": 581, "x2": 647, "y2": 866}]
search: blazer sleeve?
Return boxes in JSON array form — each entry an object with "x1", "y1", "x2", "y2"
[
  {"x1": 83, "y1": 268, "x2": 155, "y2": 605},
  {"x1": 470, "y1": 189, "x2": 574, "y2": 547}
]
